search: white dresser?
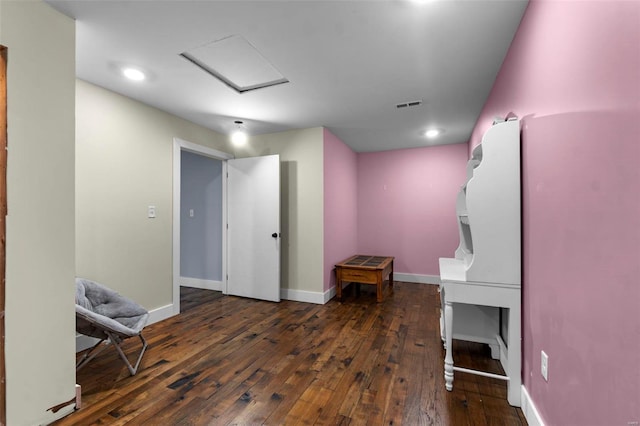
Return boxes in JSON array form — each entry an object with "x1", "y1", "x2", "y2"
[{"x1": 438, "y1": 117, "x2": 522, "y2": 406}]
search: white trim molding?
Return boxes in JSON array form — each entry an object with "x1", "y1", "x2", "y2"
[
  {"x1": 147, "y1": 303, "x2": 175, "y2": 325},
  {"x1": 280, "y1": 288, "x2": 329, "y2": 305},
  {"x1": 172, "y1": 137, "x2": 233, "y2": 317},
  {"x1": 175, "y1": 138, "x2": 233, "y2": 161},
  {"x1": 521, "y1": 385, "x2": 545, "y2": 426},
  {"x1": 394, "y1": 273, "x2": 440, "y2": 285},
  {"x1": 323, "y1": 286, "x2": 337, "y2": 304},
  {"x1": 180, "y1": 277, "x2": 223, "y2": 292},
  {"x1": 321, "y1": 274, "x2": 439, "y2": 305}
]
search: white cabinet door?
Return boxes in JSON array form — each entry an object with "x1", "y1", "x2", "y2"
[{"x1": 227, "y1": 155, "x2": 280, "y2": 302}]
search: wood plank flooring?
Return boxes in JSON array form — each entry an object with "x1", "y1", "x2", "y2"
[{"x1": 55, "y1": 282, "x2": 527, "y2": 425}]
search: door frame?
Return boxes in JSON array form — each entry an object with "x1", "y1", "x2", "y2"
[{"x1": 172, "y1": 138, "x2": 232, "y2": 315}]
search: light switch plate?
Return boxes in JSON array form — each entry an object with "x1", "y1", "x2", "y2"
[{"x1": 148, "y1": 205, "x2": 156, "y2": 218}]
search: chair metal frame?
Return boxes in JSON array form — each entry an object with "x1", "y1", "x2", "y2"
[
  {"x1": 75, "y1": 278, "x2": 150, "y2": 376},
  {"x1": 76, "y1": 331, "x2": 148, "y2": 376}
]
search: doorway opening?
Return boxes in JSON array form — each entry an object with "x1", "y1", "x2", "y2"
[
  {"x1": 179, "y1": 150, "x2": 224, "y2": 290},
  {"x1": 172, "y1": 139, "x2": 282, "y2": 312},
  {"x1": 172, "y1": 138, "x2": 232, "y2": 315}
]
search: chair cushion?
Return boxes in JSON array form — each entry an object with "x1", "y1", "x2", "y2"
[{"x1": 76, "y1": 278, "x2": 149, "y2": 337}]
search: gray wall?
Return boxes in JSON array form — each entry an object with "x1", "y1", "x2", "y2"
[{"x1": 180, "y1": 151, "x2": 223, "y2": 281}]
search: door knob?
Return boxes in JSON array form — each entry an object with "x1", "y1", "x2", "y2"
[{"x1": 272, "y1": 233, "x2": 278, "y2": 238}]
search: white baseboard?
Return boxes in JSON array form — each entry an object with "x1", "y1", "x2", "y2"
[
  {"x1": 180, "y1": 276, "x2": 223, "y2": 291},
  {"x1": 280, "y1": 288, "x2": 328, "y2": 304},
  {"x1": 317, "y1": 273, "x2": 439, "y2": 305},
  {"x1": 147, "y1": 303, "x2": 175, "y2": 324},
  {"x1": 521, "y1": 385, "x2": 545, "y2": 426},
  {"x1": 76, "y1": 303, "x2": 176, "y2": 353},
  {"x1": 394, "y1": 273, "x2": 440, "y2": 285},
  {"x1": 323, "y1": 286, "x2": 336, "y2": 304},
  {"x1": 274, "y1": 274, "x2": 441, "y2": 305}
]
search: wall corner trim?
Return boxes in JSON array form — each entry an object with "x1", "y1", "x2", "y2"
[{"x1": 521, "y1": 385, "x2": 545, "y2": 426}]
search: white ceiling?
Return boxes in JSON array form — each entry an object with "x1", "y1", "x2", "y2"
[{"x1": 46, "y1": 0, "x2": 528, "y2": 152}]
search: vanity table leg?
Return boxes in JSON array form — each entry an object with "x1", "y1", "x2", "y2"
[
  {"x1": 439, "y1": 285, "x2": 446, "y2": 346},
  {"x1": 506, "y1": 303, "x2": 522, "y2": 406},
  {"x1": 444, "y1": 300, "x2": 454, "y2": 391}
]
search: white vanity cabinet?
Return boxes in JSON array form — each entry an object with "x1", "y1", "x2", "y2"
[{"x1": 438, "y1": 117, "x2": 522, "y2": 406}]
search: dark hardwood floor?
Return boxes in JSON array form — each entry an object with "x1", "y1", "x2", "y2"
[{"x1": 56, "y1": 283, "x2": 527, "y2": 425}]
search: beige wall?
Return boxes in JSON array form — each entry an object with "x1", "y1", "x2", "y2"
[
  {"x1": 76, "y1": 80, "x2": 231, "y2": 311},
  {"x1": 238, "y1": 128, "x2": 324, "y2": 294},
  {"x1": 1, "y1": 1, "x2": 77, "y2": 424},
  {"x1": 0, "y1": 4, "x2": 340, "y2": 422},
  {"x1": 78, "y1": 80, "x2": 325, "y2": 309}
]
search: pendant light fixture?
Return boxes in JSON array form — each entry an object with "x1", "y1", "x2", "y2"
[{"x1": 230, "y1": 120, "x2": 248, "y2": 146}]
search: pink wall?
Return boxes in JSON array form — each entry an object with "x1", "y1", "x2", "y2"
[
  {"x1": 323, "y1": 128, "x2": 358, "y2": 291},
  {"x1": 357, "y1": 144, "x2": 468, "y2": 276},
  {"x1": 471, "y1": 1, "x2": 640, "y2": 424}
]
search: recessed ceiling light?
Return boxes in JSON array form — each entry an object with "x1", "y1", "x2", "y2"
[
  {"x1": 424, "y1": 129, "x2": 442, "y2": 139},
  {"x1": 122, "y1": 67, "x2": 146, "y2": 81}
]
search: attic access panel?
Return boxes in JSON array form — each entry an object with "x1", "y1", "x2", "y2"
[{"x1": 181, "y1": 35, "x2": 289, "y2": 93}]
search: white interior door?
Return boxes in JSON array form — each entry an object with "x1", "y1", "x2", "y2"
[{"x1": 227, "y1": 154, "x2": 280, "y2": 302}]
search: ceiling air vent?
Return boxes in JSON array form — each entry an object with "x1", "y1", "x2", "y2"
[{"x1": 396, "y1": 99, "x2": 423, "y2": 109}]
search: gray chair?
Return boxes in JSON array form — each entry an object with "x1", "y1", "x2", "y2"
[{"x1": 75, "y1": 278, "x2": 149, "y2": 376}]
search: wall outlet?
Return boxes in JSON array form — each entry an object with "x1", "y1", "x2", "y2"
[{"x1": 541, "y1": 350, "x2": 549, "y2": 381}]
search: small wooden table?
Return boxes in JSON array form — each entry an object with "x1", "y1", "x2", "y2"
[{"x1": 335, "y1": 255, "x2": 394, "y2": 303}]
